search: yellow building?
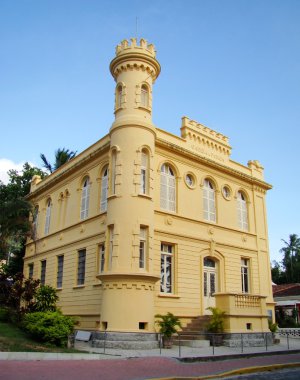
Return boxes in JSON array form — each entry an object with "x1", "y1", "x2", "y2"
[{"x1": 24, "y1": 38, "x2": 274, "y2": 337}]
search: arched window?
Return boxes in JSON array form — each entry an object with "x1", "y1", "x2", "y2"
[
  {"x1": 141, "y1": 84, "x2": 149, "y2": 107},
  {"x1": 80, "y1": 177, "x2": 90, "y2": 220},
  {"x1": 100, "y1": 166, "x2": 109, "y2": 212},
  {"x1": 116, "y1": 84, "x2": 123, "y2": 109},
  {"x1": 140, "y1": 150, "x2": 149, "y2": 195},
  {"x1": 44, "y1": 199, "x2": 51, "y2": 235},
  {"x1": 203, "y1": 179, "x2": 216, "y2": 222},
  {"x1": 160, "y1": 164, "x2": 176, "y2": 212},
  {"x1": 237, "y1": 191, "x2": 248, "y2": 231}
]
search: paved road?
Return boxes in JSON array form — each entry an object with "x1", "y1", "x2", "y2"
[
  {"x1": 220, "y1": 367, "x2": 300, "y2": 379},
  {"x1": 0, "y1": 353, "x2": 300, "y2": 380}
]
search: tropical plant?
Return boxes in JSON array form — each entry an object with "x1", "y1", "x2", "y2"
[
  {"x1": 280, "y1": 234, "x2": 300, "y2": 283},
  {"x1": 206, "y1": 307, "x2": 226, "y2": 333},
  {"x1": 268, "y1": 319, "x2": 278, "y2": 333},
  {"x1": 155, "y1": 312, "x2": 182, "y2": 347},
  {"x1": 40, "y1": 148, "x2": 76, "y2": 173},
  {"x1": 35, "y1": 285, "x2": 58, "y2": 312}
]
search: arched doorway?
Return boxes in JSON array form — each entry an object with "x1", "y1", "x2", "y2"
[{"x1": 203, "y1": 257, "x2": 218, "y2": 314}]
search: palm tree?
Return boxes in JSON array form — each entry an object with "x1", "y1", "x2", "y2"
[
  {"x1": 280, "y1": 234, "x2": 300, "y2": 283},
  {"x1": 40, "y1": 148, "x2": 77, "y2": 173}
]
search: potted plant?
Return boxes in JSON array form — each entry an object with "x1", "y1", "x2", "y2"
[
  {"x1": 155, "y1": 312, "x2": 182, "y2": 348},
  {"x1": 268, "y1": 319, "x2": 279, "y2": 343},
  {"x1": 206, "y1": 307, "x2": 226, "y2": 346}
]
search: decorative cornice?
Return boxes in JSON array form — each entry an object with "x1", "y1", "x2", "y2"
[
  {"x1": 27, "y1": 141, "x2": 110, "y2": 199},
  {"x1": 155, "y1": 137, "x2": 272, "y2": 191}
]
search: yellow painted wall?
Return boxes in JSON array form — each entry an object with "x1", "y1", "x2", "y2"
[{"x1": 24, "y1": 38, "x2": 274, "y2": 333}]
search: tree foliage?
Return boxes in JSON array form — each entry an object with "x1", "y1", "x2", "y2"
[
  {"x1": 40, "y1": 148, "x2": 76, "y2": 173},
  {"x1": 271, "y1": 234, "x2": 300, "y2": 284},
  {"x1": 0, "y1": 163, "x2": 46, "y2": 274}
]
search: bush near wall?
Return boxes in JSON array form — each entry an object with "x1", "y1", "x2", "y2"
[{"x1": 22, "y1": 311, "x2": 75, "y2": 347}]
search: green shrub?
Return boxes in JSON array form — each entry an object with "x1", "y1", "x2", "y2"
[{"x1": 22, "y1": 311, "x2": 75, "y2": 347}]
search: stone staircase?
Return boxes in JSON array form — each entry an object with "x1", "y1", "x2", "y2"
[{"x1": 173, "y1": 316, "x2": 211, "y2": 348}]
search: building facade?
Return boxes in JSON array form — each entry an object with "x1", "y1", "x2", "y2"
[{"x1": 24, "y1": 38, "x2": 275, "y2": 334}]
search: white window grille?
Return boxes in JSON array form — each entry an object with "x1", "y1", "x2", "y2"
[
  {"x1": 160, "y1": 244, "x2": 173, "y2": 293},
  {"x1": 80, "y1": 178, "x2": 90, "y2": 220},
  {"x1": 160, "y1": 164, "x2": 176, "y2": 212},
  {"x1": 44, "y1": 200, "x2": 51, "y2": 235},
  {"x1": 203, "y1": 179, "x2": 216, "y2": 222},
  {"x1": 237, "y1": 191, "x2": 248, "y2": 231},
  {"x1": 241, "y1": 258, "x2": 250, "y2": 293},
  {"x1": 100, "y1": 167, "x2": 108, "y2": 212}
]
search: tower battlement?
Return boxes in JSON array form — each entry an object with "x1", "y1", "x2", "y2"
[{"x1": 115, "y1": 38, "x2": 156, "y2": 58}]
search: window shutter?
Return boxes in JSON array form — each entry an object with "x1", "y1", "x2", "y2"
[{"x1": 160, "y1": 172, "x2": 168, "y2": 209}]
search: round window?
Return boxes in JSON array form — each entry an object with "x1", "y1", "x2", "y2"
[
  {"x1": 185, "y1": 174, "x2": 194, "y2": 187},
  {"x1": 222, "y1": 186, "x2": 231, "y2": 200}
]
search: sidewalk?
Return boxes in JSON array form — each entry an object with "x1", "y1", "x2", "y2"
[{"x1": 0, "y1": 335, "x2": 300, "y2": 361}]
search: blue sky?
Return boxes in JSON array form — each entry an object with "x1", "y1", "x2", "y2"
[{"x1": 1, "y1": 0, "x2": 299, "y2": 263}]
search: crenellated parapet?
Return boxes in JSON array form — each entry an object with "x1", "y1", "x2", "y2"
[
  {"x1": 181, "y1": 116, "x2": 232, "y2": 160},
  {"x1": 110, "y1": 38, "x2": 160, "y2": 82},
  {"x1": 115, "y1": 38, "x2": 156, "y2": 58}
]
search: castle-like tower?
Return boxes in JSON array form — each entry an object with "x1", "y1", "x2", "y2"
[
  {"x1": 99, "y1": 38, "x2": 161, "y2": 331},
  {"x1": 24, "y1": 37, "x2": 275, "y2": 341}
]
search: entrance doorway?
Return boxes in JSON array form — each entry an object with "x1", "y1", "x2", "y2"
[{"x1": 203, "y1": 257, "x2": 217, "y2": 314}]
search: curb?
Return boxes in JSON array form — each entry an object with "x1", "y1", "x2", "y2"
[{"x1": 150, "y1": 362, "x2": 300, "y2": 380}]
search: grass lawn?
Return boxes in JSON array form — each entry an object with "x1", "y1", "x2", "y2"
[{"x1": 0, "y1": 321, "x2": 83, "y2": 353}]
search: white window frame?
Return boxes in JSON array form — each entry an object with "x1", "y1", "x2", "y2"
[
  {"x1": 99, "y1": 243, "x2": 105, "y2": 273},
  {"x1": 140, "y1": 151, "x2": 148, "y2": 195},
  {"x1": 237, "y1": 191, "x2": 248, "y2": 231},
  {"x1": 80, "y1": 177, "x2": 90, "y2": 220},
  {"x1": 203, "y1": 179, "x2": 216, "y2": 222},
  {"x1": 241, "y1": 258, "x2": 250, "y2": 293},
  {"x1": 160, "y1": 243, "x2": 174, "y2": 294},
  {"x1": 44, "y1": 200, "x2": 51, "y2": 235},
  {"x1": 100, "y1": 166, "x2": 109, "y2": 212},
  {"x1": 160, "y1": 164, "x2": 176, "y2": 212},
  {"x1": 139, "y1": 227, "x2": 147, "y2": 269}
]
